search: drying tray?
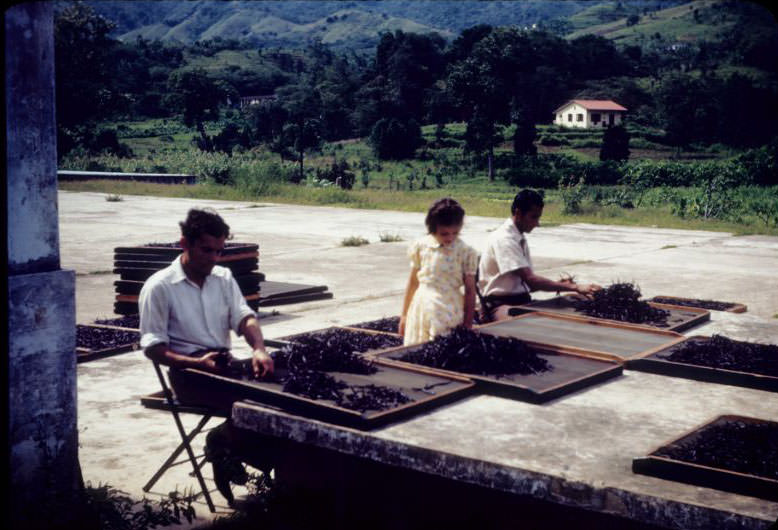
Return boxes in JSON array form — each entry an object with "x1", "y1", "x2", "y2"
[
  {"x1": 341, "y1": 316, "x2": 402, "y2": 336},
  {"x1": 257, "y1": 281, "x2": 333, "y2": 306},
  {"x1": 632, "y1": 415, "x2": 778, "y2": 501},
  {"x1": 475, "y1": 312, "x2": 685, "y2": 364},
  {"x1": 370, "y1": 340, "x2": 623, "y2": 404},
  {"x1": 648, "y1": 295, "x2": 747, "y2": 313},
  {"x1": 114, "y1": 242, "x2": 258, "y2": 260},
  {"x1": 76, "y1": 324, "x2": 139, "y2": 363},
  {"x1": 626, "y1": 336, "x2": 778, "y2": 392},
  {"x1": 175, "y1": 362, "x2": 475, "y2": 430},
  {"x1": 515, "y1": 294, "x2": 710, "y2": 333}
]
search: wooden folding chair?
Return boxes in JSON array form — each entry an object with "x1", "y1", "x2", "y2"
[{"x1": 141, "y1": 362, "x2": 220, "y2": 512}]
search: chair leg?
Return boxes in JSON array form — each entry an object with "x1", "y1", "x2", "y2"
[
  {"x1": 150, "y1": 363, "x2": 217, "y2": 513},
  {"x1": 143, "y1": 413, "x2": 211, "y2": 492}
]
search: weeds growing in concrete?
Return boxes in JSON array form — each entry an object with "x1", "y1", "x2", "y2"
[{"x1": 341, "y1": 236, "x2": 369, "y2": 247}]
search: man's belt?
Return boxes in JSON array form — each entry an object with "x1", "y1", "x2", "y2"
[{"x1": 483, "y1": 292, "x2": 532, "y2": 306}]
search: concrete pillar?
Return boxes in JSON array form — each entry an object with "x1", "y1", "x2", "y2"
[{"x1": 6, "y1": 3, "x2": 81, "y2": 527}]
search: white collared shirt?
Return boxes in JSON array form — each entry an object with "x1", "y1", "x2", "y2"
[
  {"x1": 478, "y1": 218, "x2": 533, "y2": 297},
  {"x1": 139, "y1": 255, "x2": 256, "y2": 355}
]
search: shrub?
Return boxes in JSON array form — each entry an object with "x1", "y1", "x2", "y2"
[
  {"x1": 378, "y1": 232, "x2": 404, "y2": 242},
  {"x1": 341, "y1": 236, "x2": 370, "y2": 247}
]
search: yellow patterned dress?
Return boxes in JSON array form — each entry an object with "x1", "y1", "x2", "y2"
[{"x1": 403, "y1": 235, "x2": 479, "y2": 346}]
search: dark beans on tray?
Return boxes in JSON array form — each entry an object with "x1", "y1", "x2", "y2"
[
  {"x1": 650, "y1": 297, "x2": 738, "y2": 311},
  {"x1": 76, "y1": 325, "x2": 140, "y2": 350},
  {"x1": 659, "y1": 335, "x2": 778, "y2": 377},
  {"x1": 266, "y1": 328, "x2": 410, "y2": 412},
  {"x1": 399, "y1": 326, "x2": 553, "y2": 377},
  {"x1": 348, "y1": 316, "x2": 401, "y2": 333},
  {"x1": 573, "y1": 282, "x2": 670, "y2": 326},
  {"x1": 654, "y1": 420, "x2": 778, "y2": 480}
]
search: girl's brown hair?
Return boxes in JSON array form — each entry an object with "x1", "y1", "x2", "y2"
[{"x1": 425, "y1": 197, "x2": 465, "y2": 234}]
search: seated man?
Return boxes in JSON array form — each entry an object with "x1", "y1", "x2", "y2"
[
  {"x1": 478, "y1": 189, "x2": 600, "y2": 321},
  {"x1": 139, "y1": 207, "x2": 275, "y2": 506}
]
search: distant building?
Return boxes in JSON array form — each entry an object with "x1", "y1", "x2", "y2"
[
  {"x1": 240, "y1": 94, "x2": 278, "y2": 109},
  {"x1": 553, "y1": 99, "x2": 627, "y2": 129}
]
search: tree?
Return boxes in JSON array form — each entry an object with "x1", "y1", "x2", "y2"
[
  {"x1": 600, "y1": 125, "x2": 630, "y2": 161},
  {"x1": 166, "y1": 68, "x2": 228, "y2": 150},
  {"x1": 368, "y1": 118, "x2": 422, "y2": 160}
]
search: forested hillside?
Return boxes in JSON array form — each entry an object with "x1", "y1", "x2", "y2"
[{"x1": 57, "y1": 1, "x2": 777, "y2": 232}]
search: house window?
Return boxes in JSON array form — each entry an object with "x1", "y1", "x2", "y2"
[
  {"x1": 576, "y1": 114, "x2": 583, "y2": 122},
  {"x1": 591, "y1": 113, "x2": 601, "y2": 123},
  {"x1": 567, "y1": 113, "x2": 572, "y2": 122}
]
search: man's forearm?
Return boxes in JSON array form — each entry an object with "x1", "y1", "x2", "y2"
[
  {"x1": 145, "y1": 344, "x2": 201, "y2": 369},
  {"x1": 525, "y1": 274, "x2": 575, "y2": 293},
  {"x1": 241, "y1": 316, "x2": 266, "y2": 351}
]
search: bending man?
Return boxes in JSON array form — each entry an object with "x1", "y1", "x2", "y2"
[{"x1": 479, "y1": 189, "x2": 600, "y2": 321}]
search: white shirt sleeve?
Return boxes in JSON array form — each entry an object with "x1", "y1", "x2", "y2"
[
  {"x1": 227, "y1": 275, "x2": 256, "y2": 335},
  {"x1": 139, "y1": 280, "x2": 170, "y2": 350},
  {"x1": 493, "y1": 235, "x2": 530, "y2": 274}
]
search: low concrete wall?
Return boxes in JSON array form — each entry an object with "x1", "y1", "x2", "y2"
[{"x1": 58, "y1": 170, "x2": 196, "y2": 185}]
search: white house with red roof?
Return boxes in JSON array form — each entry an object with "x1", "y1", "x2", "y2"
[{"x1": 553, "y1": 99, "x2": 627, "y2": 129}]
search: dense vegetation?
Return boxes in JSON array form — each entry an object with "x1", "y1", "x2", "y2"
[{"x1": 56, "y1": 1, "x2": 778, "y2": 233}]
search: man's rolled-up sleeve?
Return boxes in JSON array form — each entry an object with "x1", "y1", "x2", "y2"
[
  {"x1": 228, "y1": 276, "x2": 256, "y2": 334},
  {"x1": 139, "y1": 282, "x2": 170, "y2": 350},
  {"x1": 493, "y1": 237, "x2": 530, "y2": 274}
]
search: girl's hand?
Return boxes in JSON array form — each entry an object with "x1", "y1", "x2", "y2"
[{"x1": 398, "y1": 315, "x2": 407, "y2": 336}]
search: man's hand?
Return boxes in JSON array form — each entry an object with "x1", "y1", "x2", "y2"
[
  {"x1": 252, "y1": 349, "x2": 274, "y2": 379},
  {"x1": 575, "y1": 283, "x2": 602, "y2": 298},
  {"x1": 195, "y1": 350, "x2": 231, "y2": 373}
]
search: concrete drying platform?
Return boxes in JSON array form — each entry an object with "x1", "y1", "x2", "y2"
[{"x1": 60, "y1": 191, "x2": 778, "y2": 528}]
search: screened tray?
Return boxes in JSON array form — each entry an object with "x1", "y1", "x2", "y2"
[
  {"x1": 516, "y1": 294, "x2": 710, "y2": 332},
  {"x1": 177, "y1": 362, "x2": 475, "y2": 430},
  {"x1": 648, "y1": 295, "x2": 747, "y2": 313},
  {"x1": 476, "y1": 312, "x2": 685, "y2": 363},
  {"x1": 76, "y1": 324, "x2": 140, "y2": 363},
  {"x1": 626, "y1": 336, "x2": 778, "y2": 392},
  {"x1": 632, "y1": 415, "x2": 778, "y2": 501},
  {"x1": 370, "y1": 340, "x2": 622, "y2": 403}
]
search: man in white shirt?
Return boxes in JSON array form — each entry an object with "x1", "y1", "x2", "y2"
[
  {"x1": 139, "y1": 207, "x2": 274, "y2": 506},
  {"x1": 478, "y1": 189, "x2": 600, "y2": 321}
]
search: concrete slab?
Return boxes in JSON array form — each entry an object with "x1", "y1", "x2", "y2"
[{"x1": 60, "y1": 191, "x2": 778, "y2": 528}]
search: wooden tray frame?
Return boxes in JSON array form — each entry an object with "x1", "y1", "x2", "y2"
[
  {"x1": 476, "y1": 312, "x2": 686, "y2": 364},
  {"x1": 340, "y1": 316, "x2": 402, "y2": 337},
  {"x1": 515, "y1": 294, "x2": 710, "y2": 333},
  {"x1": 626, "y1": 335, "x2": 778, "y2": 392},
  {"x1": 369, "y1": 339, "x2": 623, "y2": 404},
  {"x1": 648, "y1": 295, "x2": 747, "y2": 313},
  {"x1": 632, "y1": 415, "x2": 778, "y2": 501},
  {"x1": 178, "y1": 362, "x2": 475, "y2": 430}
]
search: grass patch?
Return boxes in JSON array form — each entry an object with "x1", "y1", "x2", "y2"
[
  {"x1": 341, "y1": 236, "x2": 370, "y2": 247},
  {"x1": 661, "y1": 245, "x2": 677, "y2": 249},
  {"x1": 378, "y1": 232, "x2": 404, "y2": 242},
  {"x1": 104, "y1": 193, "x2": 123, "y2": 202}
]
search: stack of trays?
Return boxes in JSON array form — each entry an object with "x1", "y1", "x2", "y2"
[{"x1": 112, "y1": 242, "x2": 263, "y2": 315}]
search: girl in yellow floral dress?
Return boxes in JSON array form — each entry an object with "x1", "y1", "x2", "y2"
[{"x1": 399, "y1": 198, "x2": 479, "y2": 346}]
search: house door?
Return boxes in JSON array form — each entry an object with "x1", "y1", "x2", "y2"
[{"x1": 608, "y1": 113, "x2": 615, "y2": 125}]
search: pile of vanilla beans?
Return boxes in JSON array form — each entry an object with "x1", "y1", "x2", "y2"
[
  {"x1": 399, "y1": 326, "x2": 553, "y2": 377},
  {"x1": 348, "y1": 316, "x2": 401, "y2": 334},
  {"x1": 573, "y1": 282, "x2": 670, "y2": 326},
  {"x1": 660, "y1": 335, "x2": 778, "y2": 377},
  {"x1": 270, "y1": 328, "x2": 409, "y2": 412},
  {"x1": 655, "y1": 419, "x2": 778, "y2": 480},
  {"x1": 76, "y1": 324, "x2": 140, "y2": 350}
]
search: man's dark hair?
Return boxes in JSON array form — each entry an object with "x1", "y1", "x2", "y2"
[
  {"x1": 511, "y1": 189, "x2": 544, "y2": 215},
  {"x1": 425, "y1": 197, "x2": 465, "y2": 234},
  {"x1": 179, "y1": 208, "x2": 231, "y2": 243}
]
